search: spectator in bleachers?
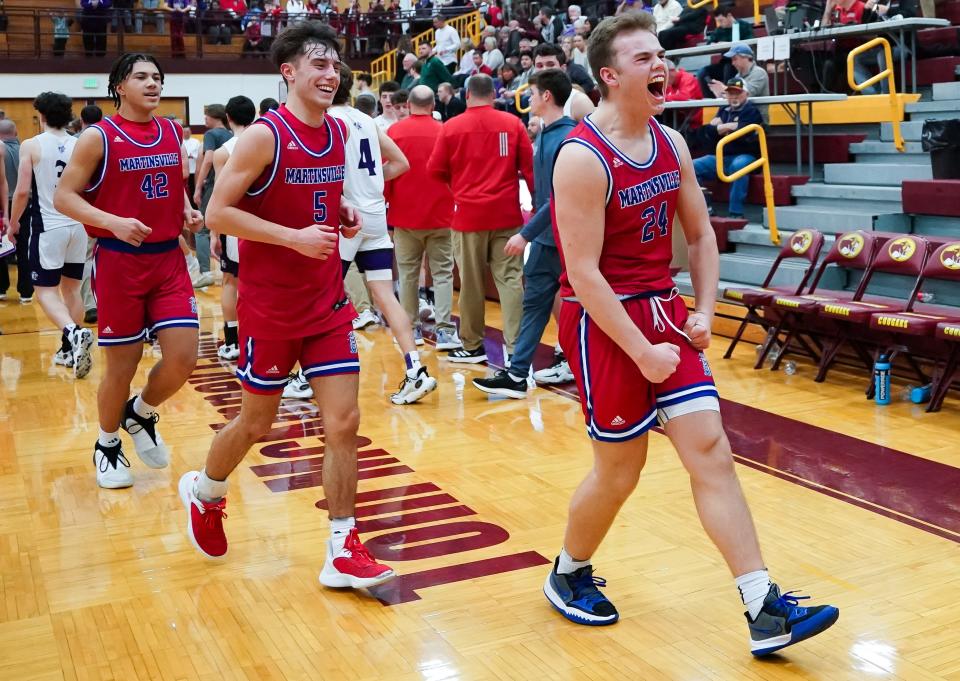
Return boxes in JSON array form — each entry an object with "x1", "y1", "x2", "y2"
[
  {"x1": 454, "y1": 38, "x2": 476, "y2": 85},
  {"x1": 401, "y1": 53, "x2": 419, "y2": 89},
  {"x1": 693, "y1": 77, "x2": 764, "y2": 219},
  {"x1": 468, "y1": 50, "x2": 495, "y2": 77},
  {"x1": 494, "y1": 63, "x2": 521, "y2": 109},
  {"x1": 394, "y1": 35, "x2": 413, "y2": 82},
  {"x1": 80, "y1": 0, "x2": 112, "y2": 57},
  {"x1": 356, "y1": 72, "x2": 374, "y2": 95},
  {"x1": 375, "y1": 81, "x2": 401, "y2": 130},
  {"x1": 707, "y1": 4, "x2": 753, "y2": 42},
  {"x1": 416, "y1": 42, "x2": 453, "y2": 91},
  {"x1": 570, "y1": 34, "x2": 590, "y2": 74},
  {"x1": 433, "y1": 16, "x2": 461, "y2": 72},
  {"x1": 285, "y1": 0, "x2": 308, "y2": 23},
  {"x1": 822, "y1": 0, "x2": 867, "y2": 25},
  {"x1": 656, "y1": 2, "x2": 706, "y2": 50},
  {"x1": 560, "y1": 35, "x2": 574, "y2": 62},
  {"x1": 852, "y1": 0, "x2": 913, "y2": 93},
  {"x1": 514, "y1": 50, "x2": 534, "y2": 87},
  {"x1": 537, "y1": 6, "x2": 565, "y2": 44},
  {"x1": 113, "y1": 0, "x2": 135, "y2": 34},
  {"x1": 564, "y1": 4, "x2": 582, "y2": 35},
  {"x1": 436, "y1": 82, "x2": 465, "y2": 120},
  {"x1": 704, "y1": 44, "x2": 768, "y2": 101},
  {"x1": 488, "y1": 0, "x2": 504, "y2": 27},
  {"x1": 137, "y1": 0, "x2": 165, "y2": 33},
  {"x1": 51, "y1": 11, "x2": 73, "y2": 57},
  {"x1": 698, "y1": 12, "x2": 756, "y2": 97},
  {"x1": 483, "y1": 36, "x2": 505, "y2": 71},
  {"x1": 206, "y1": 0, "x2": 235, "y2": 44},
  {"x1": 168, "y1": 0, "x2": 191, "y2": 57},
  {"x1": 242, "y1": 15, "x2": 266, "y2": 55},
  {"x1": 532, "y1": 43, "x2": 597, "y2": 105},
  {"x1": 653, "y1": 0, "x2": 682, "y2": 32},
  {"x1": 664, "y1": 57, "x2": 703, "y2": 128}
]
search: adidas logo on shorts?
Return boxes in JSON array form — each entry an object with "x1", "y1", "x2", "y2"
[
  {"x1": 103, "y1": 326, "x2": 114, "y2": 334},
  {"x1": 266, "y1": 365, "x2": 280, "y2": 374},
  {"x1": 287, "y1": 141, "x2": 298, "y2": 150},
  {"x1": 611, "y1": 415, "x2": 626, "y2": 426}
]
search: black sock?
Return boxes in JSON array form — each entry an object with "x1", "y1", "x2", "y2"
[
  {"x1": 224, "y1": 323, "x2": 238, "y2": 346},
  {"x1": 61, "y1": 328, "x2": 72, "y2": 352}
]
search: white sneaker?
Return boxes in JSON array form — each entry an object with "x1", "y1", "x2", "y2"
[
  {"x1": 393, "y1": 326, "x2": 425, "y2": 347},
  {"x1": 54, "y1": 348, "x2": 74, "y2": 367},
  {"x1": 435, "y1": 328, "x2": 462, "y2": 351},
  {"x1": 533, "y1": 358, "x2": 574, "y2": 384},
  {"x1": 418, "y1": 297, "x2": 436, "y2": 321},
  {"x1": 94, "y1": 441, "x2": 133, "y2": 489},
  {"x1": 217, "y1": 343, "x2": 240, "y2": 361},
  {"x1": 19, "y1": 296, "x2": 33, "y2": 305},
  {"x1": 282, "y1": 371, "x2": 313, "y2": 399},
  {"x1": 352, "y1": 309, "x2": 379, "y2": 331},
  {"x1": 185, "y1": 252, "x2": 201, "y2": 285},
  {"x1": 193, "y1": 272, "x2": 215, "y2": 289},
  {"x1": 122, "y1": 397, "x2": 169, "y2": 468},
  {"x1": 70, "y1": 327, "x2": 95, "y2": 379},
  {"x1": 390, "y1": 367, "x2": 438, "y2": 405}
]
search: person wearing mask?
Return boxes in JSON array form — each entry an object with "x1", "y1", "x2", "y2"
[
  {"x1": 428, "y1": 75, "x2": 533, "y2": 365},
  {"x1": 386, "y1": 85, "x2": 461, "y2": 351},
  {"x1": 473, "y1": 68, "x2": 577, "y2": 397},
  {"x1": 693, "y1": 77, "x2": 764, "y2": 219}
]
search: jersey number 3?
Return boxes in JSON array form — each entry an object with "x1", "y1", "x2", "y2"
[
  {"x1": 640, "y1": 201, "x2": 669, "y2": 243},
  {"x1": 140, "y1": 172, "x2": 169, "y2": 200},
  {"x1": 358, "y1": 138, "x2": 377, "y2": 176}
]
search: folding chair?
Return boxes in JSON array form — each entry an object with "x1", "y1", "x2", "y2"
[
  {"x1": 757, "y1": 230, "x2": 883, "y2": 371},
  {"x1": 811, "y1": 235, "x2": 931, "y2": 385},
  {"x1": 722, "y1": 229, "x2": 824, "y2": 360}
]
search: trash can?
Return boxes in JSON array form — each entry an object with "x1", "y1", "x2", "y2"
[{"x1": 921, "y1": 119, "x2": 960, "y2": 180}]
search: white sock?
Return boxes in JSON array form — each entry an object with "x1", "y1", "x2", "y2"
[
  {"x1": 556, "y1": 547, "x2": 591, "y2": 575},
  {"x1": 226, "y1": 321, "x2": 238, "y2": 328},
  {"x1": 64, "y1": 322, "x2": 77, "y2": 336},
  {"x1": 132, "y1": 394, "x2": 157, "y2": 419},
  {"x1": 736, "y1": 569, "x2": 772, "y2": 620},
  {"x1": 98, "y1": 428, "x2": 120, "y2": 447},
  {"x1": 195, "y1": 469, "x2": 229, "y2": 502},
  {"x1": 405, "y1": 351, "x2": 422, "y2": 379},
  {"x1": 329, "y1": 516, "x2": 356, "y2": 554}
]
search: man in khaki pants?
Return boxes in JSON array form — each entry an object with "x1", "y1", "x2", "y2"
[
  {"x1": 428, "y1": 75, "x2": 534, "y2": 363},
  {"x1": 386, "y1": 85, "x2": 462, "y2": 351}
]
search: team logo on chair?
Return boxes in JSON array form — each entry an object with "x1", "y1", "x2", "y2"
[
  {"x1": 888, "y1": 237, "x2": 917, "y2": 263},
  {"x1": 789, "y1": 230, "x2": 813, "y2": 255},
  {"x1": 837, "y1": 233, "x2": 865, "y2": 259},
  {"x1": 940, "y1": 243, "x2": 960, "y2": 270}
]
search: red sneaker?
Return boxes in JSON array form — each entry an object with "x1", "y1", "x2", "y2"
[
  {"x1": 179, "y1": 471, "x2": 228, "y2": 558},
  {"x1": 319, "y1": 528, "x2": 396, "y2": 589}
]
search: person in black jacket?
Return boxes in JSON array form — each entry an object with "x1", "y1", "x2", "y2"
[
  {"x1": 436, "y1": 83, "x2": 465, "y2": 120},
  {"x1": 656, "y1": 4, "x2": 706, "y2": 50},
  {"x1": 692, "y1": 77, "x2": 764, "y2": 218}
]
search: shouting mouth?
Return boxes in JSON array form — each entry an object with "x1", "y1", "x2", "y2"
[{"x1": 648, "y1": 74, "x2": 665, "y2": 100}]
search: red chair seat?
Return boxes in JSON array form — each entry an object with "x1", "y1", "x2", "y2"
[
  {"x1": 936, "y1": 321, "x2": 960, "y2": 342},
  {"x1": 772, "y1": 291, "x2": 855, "y2": 313},
  {"x1": 724, "y1": 285, "x2": 794, "y2": 307},
  {"x1": 816, "y1": 297, "x2": 904, "y2": 322},
  {"x1": 870, "y1": 307, "x2": 960, "y2": 336}
]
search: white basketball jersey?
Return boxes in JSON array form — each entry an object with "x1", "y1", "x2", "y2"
[
  {"x1": 222, "y1": 136, "x2": 238, "y2": 155},
  {"x1": 328, "y1": 105, "x2": 385, "y2": 213},
  {"x1": 32, "y1": 131, "x2": 81, "y2": 232},
  {"x1": 221, "y1": 134, "x2": 240, "y2": 263}
]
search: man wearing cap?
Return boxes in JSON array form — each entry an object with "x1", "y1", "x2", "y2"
[
  {"x1": 692, "y1": 77, "x2": 764, "y2": 219},
  {"x1": 703, "y1": 43, "x2": 768, "y2": 99}
]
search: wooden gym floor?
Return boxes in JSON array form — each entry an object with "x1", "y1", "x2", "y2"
[{"x1": 1, "y1": 280, "x2": 959, "y2": 681}]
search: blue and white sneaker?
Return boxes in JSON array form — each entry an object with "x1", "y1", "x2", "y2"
[
  {"x1": 748, "y1": 584, "x2": 839, "y2": 656},
  {"x1": 543, "y1": 557, "x2": 619, "y2": 626}
]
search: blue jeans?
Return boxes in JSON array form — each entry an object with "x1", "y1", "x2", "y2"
[
  {"x1": 693, "y1": 153, "x2": 756, "y2": 216},
  {"x1": 853, "y1": 44, "x2": 907, "y2": 94},
  {"x1": 507, "y1": 242, "x2": 562, "y2": 378}
]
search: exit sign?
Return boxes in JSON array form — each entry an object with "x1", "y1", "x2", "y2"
[{"x1": 83, "y1": 78, "x2": 98, "y2": 89}]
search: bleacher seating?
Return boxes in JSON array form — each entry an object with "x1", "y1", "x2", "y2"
[
  {"x1": 704, "y1": 174, "x2": 808, "y2": 206},
  {"x1": 903, "y1": 180, "x2": 960, "y2": 217}
]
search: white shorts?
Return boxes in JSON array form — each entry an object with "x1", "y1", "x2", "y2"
[
  {"x1": 30, "y1": 223, "x2": 87, "y2": 286},
  {"x1": 339, "y1": 210, "x2": 394, "y2": 281}
]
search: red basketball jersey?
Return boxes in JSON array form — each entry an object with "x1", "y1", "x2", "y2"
[
  {"x1": 84, "y1": 115, "x2": 185, "y2": 242},
  {"x1": 554, "y1": 115, "x2": 682, "y2": 297},
  {"x1": 237, "y1": 105, "x2": 352, "y2": 340}
]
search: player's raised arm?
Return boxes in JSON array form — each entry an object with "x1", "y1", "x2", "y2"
[
  {"x1": 55, "y1": 127, "x2": 153, "y2": 246},
  {"x1": 205, "y1": 124, "x2": 337, "y2": 260}
]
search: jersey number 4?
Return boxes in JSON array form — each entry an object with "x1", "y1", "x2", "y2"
[
  {"x1": 358, "y1": 138, "x2": 377, "y2": 176},
  {"x1": 140, "y1": 172, "x2": 169, "y2": 200},
  {"x1": 641, "y1": 201, "x2": 669, "y2": 243}
]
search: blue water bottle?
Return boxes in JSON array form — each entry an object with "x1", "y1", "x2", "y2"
[{"x1": 874, "y1": 354, "x2": 891, "y2": 405}]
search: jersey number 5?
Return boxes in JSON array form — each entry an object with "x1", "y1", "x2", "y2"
[
  {"x1": 640, "y1": 201, "x2": 669, "y2": 243},
  {"x1": 314, "y1": 190, "x2": 328, "y2": 223},
  {"x1": 358, "y1": 138, "x2": 377, "y2": 176},
  {"x1": 140, "y1": 172, "x2": 169, "y2": 200}
]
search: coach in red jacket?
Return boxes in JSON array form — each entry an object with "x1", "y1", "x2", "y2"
[
  {"x1": 386, "y1": 85, "x2": 460, "y2": 351},
  {"x1": 428, "y1": 74, "x2": 534, "y2": 364}
]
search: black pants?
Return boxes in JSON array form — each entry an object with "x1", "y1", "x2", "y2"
[
  {"x1": 0, "y1": 212, "x2": 34, "y2": 299},
  {"x1": 697, "y1": 58, "x2": 735, "y2": 98},
  {"x1": 53, "y1": 37, "x2": 68, "y2": 56}
]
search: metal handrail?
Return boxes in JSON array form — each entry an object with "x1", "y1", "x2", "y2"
[
  {"x1": 716, "y1": 123, "x2": 779, "y2": 245},
  {"x1": 687, "y1": 0, "x2": 719, "y2": 9},
  {"x1": 514, "y1": 82, "x2": 531, "y2": 113},
  {"x1": 847, "y1": 36, "x2": 905, "y2": 152}
]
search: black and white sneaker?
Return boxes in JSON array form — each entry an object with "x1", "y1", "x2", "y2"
[
  {"x1": 93, "y1": 440, "x2": 133, "y2": 489},
  {"x1": 390, "y1": 367, "x2": 438, "y2": 405},
  {"x1": 70, "y1": 327, "x2": 94, "y2": 379},
  {"x1": 122, "y1": 397, "x2": 169, "y2": 468},
  {"x1": 53, "y1": 348, "x2": 74, "y2": 367},
  {"x1": 533, "y1": 357, "x2": 574, "y2": 384},
  {"x1": 472, "y1": 370, "x2": 528, "y2": 399},
  {"x1": 447, "y1": 346, "x2": 487, "y2": 364}
]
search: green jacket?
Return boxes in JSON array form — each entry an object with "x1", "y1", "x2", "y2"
[
  {"x1": 418, "y1": 56, "x2": 452, "y2": 93},
  {"x1": 708, "y1": 19, "x2": 754, "y2": 44}
]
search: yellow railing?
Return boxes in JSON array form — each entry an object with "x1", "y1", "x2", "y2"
[
  {"x1": 687, "y1": 0, "x2": 718, "y2": 8},
  {"x1": 367, "y1": 11, "x2": 484, "y2": 87},
  {"x1": 514, "y1": 82, "x2": 531, "y2": 113},
  {"x1": 716, "y1": 123, "x2": 779, "y2": 245},
  {"x1": 847, "y1": 37, "x2": 905, "y2": 152}
]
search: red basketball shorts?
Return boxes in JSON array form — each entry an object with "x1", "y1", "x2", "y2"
[
  {"x1": 92, "y1": 238, "x2": 199, "y2": 346},
  {"x1": 559, "y1": 289, "x2": 720, "y2": 442},
  {"x1": 236, "y1": 324, "x2": 360, "y2": 394}
]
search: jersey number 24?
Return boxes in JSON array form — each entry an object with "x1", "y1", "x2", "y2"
[{"x1": 641, "y1": 201, "x2": 669, "y2": 243}]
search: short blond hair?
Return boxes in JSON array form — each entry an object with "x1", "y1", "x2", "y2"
[{"x1": 587, "y1": 12, "x2": 657, "y2": 97}]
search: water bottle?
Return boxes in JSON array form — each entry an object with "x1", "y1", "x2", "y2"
[
  {"x1": 917, "y1": 291, "x2": 935, "y2": 304},
  {"x1": 910, "y1": 384, "x2": 932, "y2": 404},
  {"x1": 874, "y1": 354, "x2": 891, "y2": 405},
  {"x1": 452, "y1": 372, "x2": 465, "y2": 400}
]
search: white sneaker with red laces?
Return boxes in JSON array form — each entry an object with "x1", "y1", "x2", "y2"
[
  {"x1": 319, "y1": 528, "x2": 396, "y2": 589},
  {"x1": 179, "y1": 471, "x2": 228, "y2": 559}
]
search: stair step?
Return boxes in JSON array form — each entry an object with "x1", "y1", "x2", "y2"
[
  {"x1": 790, "y1": 183, "x2": 902, "y2": 202},
  {"x1": 764, "y1": 205, "x2": 909, "y2": 232},
  {"x1": 848, "y1": 141, "x2": 926, "y2": 155},
  {"x1": 932, "y1": 82, "x2": 960, "y2": 101},
  {"x1": 905, "y1": 100, "x2": 960, "y2": 115},
  {"x1": 912, "y1": 215, "x2": 960, "y2": 237},
  {"x1": 718, "y1": 253, "x2": 847, "y2": 289},
  {"x1": 824, "y1": 163, "x2": 932, "y2": 186},
  {"x1": 880, "y1": 121, "x2": 925, "y2": 142}
]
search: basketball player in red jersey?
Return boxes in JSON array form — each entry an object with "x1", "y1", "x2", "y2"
[
  {"x1": 543, "y1": 13, "x2": 838, "y2": 656},
  {"x1": 177, "y1": 22, "x2": 395, "y2": 590},
  {"x1": 55, "y1": 53, "x2": 203, "y2": 490}
]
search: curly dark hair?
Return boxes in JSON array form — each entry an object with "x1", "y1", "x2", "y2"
[{"x1": 33, "y1": 92, "x2": 74, "y2": 129}]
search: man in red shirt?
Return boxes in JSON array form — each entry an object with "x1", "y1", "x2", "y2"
[
  {"x1": 428, "y1": 74, "x2": 534, "y2": 364},
  {"x1": 386, "y1": 85, "x2": 461, "y2": 351},
  {"x1": 822, "y1": 0, "x2": 866, "y2": 24},
  {"x1": 664, "y1": 57, "x2": 703, "y2": 129}
]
